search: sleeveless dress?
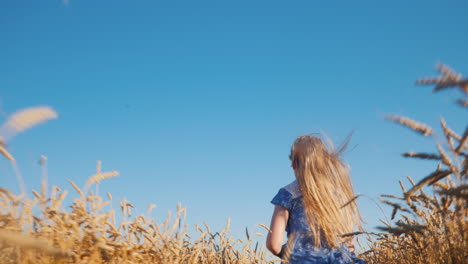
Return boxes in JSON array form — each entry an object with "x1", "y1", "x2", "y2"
[{"x1": 271, "y1": 181, "x2": 367, "y2": 264}]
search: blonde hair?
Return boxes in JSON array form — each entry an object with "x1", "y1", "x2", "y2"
[{"x1": 290, "y1": 135, "x2": 362, "y2": 248}]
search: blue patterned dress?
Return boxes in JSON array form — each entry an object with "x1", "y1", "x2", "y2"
[{"x1": 271, "y1": 181, "x2": 366, "y2": 264}]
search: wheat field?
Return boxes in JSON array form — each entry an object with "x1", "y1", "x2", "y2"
[
  {"x1": 0, "y1": 64, "x2": 466, "y2": 263},
  {"x1": 362, "y1": 64, "x2": 468, "y2": 264}
]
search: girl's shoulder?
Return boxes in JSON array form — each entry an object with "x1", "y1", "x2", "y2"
[
  {"x1": 271, "y1": 180, "x2": 302, "y2": 210},
  {"x1": 271, "y1": 180, "x2": 302, "y2": 211},
  {"x1": 283, "y1": 180, "x2": 302, "y2": 199}
]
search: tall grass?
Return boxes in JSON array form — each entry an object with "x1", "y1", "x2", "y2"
[
  {"x1": 362, "y1": 64, "x2": 467, "y2": 264},
  {"x1": 0, "y1": 109, "x2": 273, "y2": 263},
  {"x1": 0, "y1": 163, "x2": 273, "y2": 263}
]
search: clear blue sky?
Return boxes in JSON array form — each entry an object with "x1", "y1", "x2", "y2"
[{"x1": 1, "y1": 0, "x2": 467, "y2": 248}]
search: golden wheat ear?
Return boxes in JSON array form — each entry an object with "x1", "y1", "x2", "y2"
[
  {"x1": 0, "y1": 106, "x2": 58, "y2": 142},
  {"x1": 385, "y1": 116, "x2": 433, "y2": 136}
]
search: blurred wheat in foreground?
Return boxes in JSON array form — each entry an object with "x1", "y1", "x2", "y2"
[
  {"x1": 362, "y1": 64, "x2": 468, "y2": 264},
  {"x1": 0, "y1": 107, "x2": 273, "y2": 263},
  {"x1": 0, "y1": 168, "x2": 272, "y2": 264}
]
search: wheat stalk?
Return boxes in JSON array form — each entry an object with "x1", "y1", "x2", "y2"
[
  {"x1": 0, "y1": 144, "x2": 14, "y2": 161},
  {"x1": 385, "y1": 116, "x2": 433, "y2": 136},
  {"x1": 416, "y1": 63, "x2": 468, "y2": 94},
  {"x1": 403, "y1": 152, "x2": 441, "y2": 160}
]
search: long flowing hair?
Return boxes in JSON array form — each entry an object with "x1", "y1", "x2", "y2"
[{"x1": 290, "y1": 135, "x2": 362, "y2": 248}]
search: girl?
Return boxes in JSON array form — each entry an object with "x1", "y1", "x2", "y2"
[{"x1": 266, "y1": 135, "x2": 366, "y2": 264}]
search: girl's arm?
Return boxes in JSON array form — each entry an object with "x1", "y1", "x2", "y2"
[{"x1": 266, "y1": 205, "x2": 289, "y2": 256}]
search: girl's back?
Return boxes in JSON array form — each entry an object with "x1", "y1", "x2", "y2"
[
  {"x1": 266, "y1": 135, "x2": 366, "y2": 264},
  {"x1": 271, "y1": 181, "x2": 366, "y2": 264}
]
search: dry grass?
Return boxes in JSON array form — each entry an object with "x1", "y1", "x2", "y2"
[
  {"x1": 0, "y1": 107, "x2": 275, "y2": 264},
  {"x1": 0, "y1": 171, "x2": 274, "y2": 263},
  {"x1": 361, "y1": 64, "x2": 468, "y2": 264}
]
